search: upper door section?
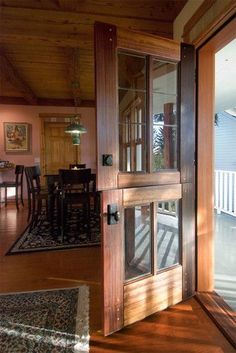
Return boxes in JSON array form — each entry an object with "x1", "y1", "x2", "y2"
[
  {"x1": 95, "y1": 22, "x2": 181, "y2": 191},
  {"x1": 118, "y1": 53, "x2": 178, "y2": 173}
]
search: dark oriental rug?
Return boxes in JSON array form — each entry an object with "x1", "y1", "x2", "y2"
[
  {"x1": 0, "y1": 286, "x2": 89, "y2": 353},
  {"x1": 7, "y1": 208, "x2": 101, "y2": 255}
]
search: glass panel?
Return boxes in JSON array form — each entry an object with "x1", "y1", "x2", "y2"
[
  {"x1": 153, "y1": 125, "x2": 177, "y2": 170},
  {"x1": 136, "y1": 144, "x2": 142, "y2": 171},
  {"x1": 118, "y1": 51, "x2": 147, "y2": 173},
  {"x1": 156, "y1": 200, "x2": 180, "y2": 270},
  {"x1": 125, "y1": 205, "x2": 151, "y2": 281},
  {"x1": 118, "y1": 52, "x2": 146, "y2": 91},
  {"x1": 152, "y1": 60, "x2": 178, "y2": 171},
  {"x1": 126, "y1": 147, "x2": 131, "y2": 172},
  {"x1": 119, "y1": 90, "x2": 146, "y2": 124}
]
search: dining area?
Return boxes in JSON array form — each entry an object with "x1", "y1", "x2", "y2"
[
  {"x1": 1, "y1": 162, "x2": 101, "y2": 255},
  {"x1": 28, "y1": 164, "x2": 100, "y2": 236}
]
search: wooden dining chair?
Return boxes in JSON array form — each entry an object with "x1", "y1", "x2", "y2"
[
  {"x1": 25, "y1": 166, "x2": 50, "y2": 230},
  {"x1": 58, "y1": 168, "x2": 92, "y2": 238},
  {"x1": 0, "y1": 165, "x2": 24, "y2": 209}
]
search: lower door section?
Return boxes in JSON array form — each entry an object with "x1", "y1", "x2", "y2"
[
  {"x1": 123, "y1": 197, "x2": 182, "y2": 326},
  {"x1": 124, "y1": 266, "x2": 182, "y2": 326},
  {"x1": 102, "y1": 185, "x2": 184, "y2": 335}
]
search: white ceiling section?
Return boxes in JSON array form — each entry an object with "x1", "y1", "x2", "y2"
[{"x1": 215, "y1": 38, "x2": 236, "y2": 113}]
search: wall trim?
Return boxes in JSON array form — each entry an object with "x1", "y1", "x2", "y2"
[{"x1": 183, "y1": 0, "x2": 235, "y2": 48}]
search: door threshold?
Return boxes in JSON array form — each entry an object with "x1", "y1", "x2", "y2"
[{"x1": 195, "y1": 291, "x2": 236, "y2": 349}]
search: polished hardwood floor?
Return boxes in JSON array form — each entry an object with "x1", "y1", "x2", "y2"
[{"x1": 0, "y1": 204, "x2": 235, "y2": 353}]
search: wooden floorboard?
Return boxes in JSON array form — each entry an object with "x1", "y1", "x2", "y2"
[
  {"x1": 90, "y1": 297, "x2": 236, "y2": 353},
  {"x1": 0, "y1": 204, "x2": 235, "y2": 352},
  {"x1": 0, "y1": 204, "x2": 102, "y2": 331}
]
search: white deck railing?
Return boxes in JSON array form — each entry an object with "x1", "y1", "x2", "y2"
[
  {"x1": 158, "y1": 201, "x2": 177, "y2": 217},
  {"x1": 215, "y1": 170, "x2": 236, "y2": 217}
]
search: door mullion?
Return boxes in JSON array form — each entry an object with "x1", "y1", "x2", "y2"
[
  {"x1": 152, "y1": 202, "x2": 157, "y2": 275},
  {"x1": 147, "y1": 56, "x2": 152, "y2": 173}
]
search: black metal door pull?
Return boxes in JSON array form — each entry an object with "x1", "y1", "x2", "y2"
[{"x1": 107, "y1": 204, "x2": 120, "y2": 225}]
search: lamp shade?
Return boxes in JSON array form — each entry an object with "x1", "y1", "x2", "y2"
[
  {"x1": 65, "y1": 122, "x2": 87, "y2": 134},
  {"x1": 64, "y1": 115, "x2": 87, "y2": 134}
]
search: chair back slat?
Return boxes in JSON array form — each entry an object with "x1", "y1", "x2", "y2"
[
  {"x1": 15, "y1": 165, "x2": 24, "y2": 185},
  {"x1": 25, "y1": 166, "x2": 41, "y2": 194}
]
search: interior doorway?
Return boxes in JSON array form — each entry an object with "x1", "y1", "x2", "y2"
[{"x1": 40, "y1": 119, "x2": 80, "y2": 177}]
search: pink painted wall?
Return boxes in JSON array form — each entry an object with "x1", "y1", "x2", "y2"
[{"x1": 0, "y1": 104, "x2": 96, "y2": 197}]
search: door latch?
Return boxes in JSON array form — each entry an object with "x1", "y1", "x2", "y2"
[{"x1": 107, "y1": 204, "x2": 120, "y2": 225}]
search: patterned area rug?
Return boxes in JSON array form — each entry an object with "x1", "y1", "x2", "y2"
[
  {"x1": 7, "y1": 208, "x2": 101, "y2": 255},
  {"x1": 0, "y1": 286, "x2": 89, "y2": 353}
]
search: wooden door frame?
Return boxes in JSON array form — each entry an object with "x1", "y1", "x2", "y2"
[
  {"x1": 197, "y1": 16, "x2": 236, "y2": 291},
  {"x1": 197, "y1": 16, "x2": 236, "y2": 347}
]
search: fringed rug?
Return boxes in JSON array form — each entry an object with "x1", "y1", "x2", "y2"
[
  {"x1": 0, "y1": 286, "x2": 89, "y2": 353},
  {"x1": 7, "y1": 208, "x2": 100, "y2": 255}
]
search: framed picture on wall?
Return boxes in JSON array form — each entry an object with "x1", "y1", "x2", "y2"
[{"x1": 4, "y1": 122, "x2": 30, "y2": 153}]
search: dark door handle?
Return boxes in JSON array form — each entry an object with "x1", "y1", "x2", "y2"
[
  {"x1": 107, "y1": 204, "x2": 120, "y2": 225},
  {"x1": 114, "y1": 211, "x2": 120, "y2": 222}
]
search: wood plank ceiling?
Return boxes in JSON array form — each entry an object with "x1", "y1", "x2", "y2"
[{"x1": 0, "y1": 0, "x2": 187, "y2": 106}]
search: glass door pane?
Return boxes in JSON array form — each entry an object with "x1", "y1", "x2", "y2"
[
  {"x1": 118, "y1": 52, "x2": 147, "y2": 172},
  {"x1": 156, "y1": 200, "x2": 180, "y2": 270},
  {"x1": 125, "y1": 205, "x2": 151, "y2": 281},
  {"x1": 152, "y1": 60, "x2": 178, "y2": 171}
]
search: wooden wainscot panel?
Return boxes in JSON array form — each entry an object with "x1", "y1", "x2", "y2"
[
  {"x1": 118, "y1": 171, "x2": 180, "y2": 188},
  {"x1": 117, "y1": 28, "x2": 180, "y2": 61},
  {"x1": 124, "y1": 266, "x2": 182, "y2": 326},
  {"x1": 123, "y1": 184, "x2": 181, "y2": 207}
]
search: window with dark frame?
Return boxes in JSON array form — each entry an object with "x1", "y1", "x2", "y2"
[
  {"x1": 124, "y1": 200, "x2": 180, "y2": 283},
  {"x1": 118, "y1": 51, "x2": 179, "y2": 173}
]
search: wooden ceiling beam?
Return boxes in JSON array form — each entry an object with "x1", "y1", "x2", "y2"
[
  {"x1": 0, "y1": 6, "x2": 173, "y2": 39},
  {"x1": 0, "y1": 96, "x2": 95, "y2": 107},
  {"x1": 0, "y1": 1, "x2": 187, "y2": 22},
  {"x1": 69, "y1": 48, "x2": 82, "y2": 106},
  {"x1": 0, "y1": 49, "x2": 37, "y2": 104},
  {"x1": 0, "y1": 21, "x2": 93, "y2": 49}
]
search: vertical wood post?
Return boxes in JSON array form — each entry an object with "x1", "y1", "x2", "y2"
[{"x1": 180, "y1": 43, "x2": 196, "y2": 299}]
